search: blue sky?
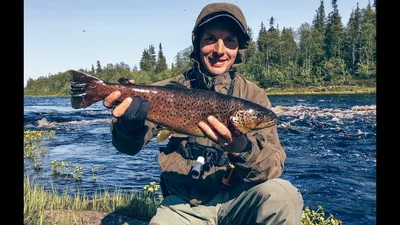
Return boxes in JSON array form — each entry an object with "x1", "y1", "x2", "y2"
[{"x1": 24, "y1": 0, "x2": 372, "y2": 87}]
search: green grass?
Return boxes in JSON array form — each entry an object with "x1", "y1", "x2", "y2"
[
  {"x1": 24, "y1": 175, "x2": 162, "y2": 225},
  {"x1": 24, "y1": 130, "x2": 343, "y2": 224}
]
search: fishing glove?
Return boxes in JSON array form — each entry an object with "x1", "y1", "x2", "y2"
[{"x1": 113, "y1": 96, "x2": 150, "y2": 136}]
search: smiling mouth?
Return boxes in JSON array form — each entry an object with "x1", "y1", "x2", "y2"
[{"x1": 210, "y1": 58, "x2": 227, "y2": 66}]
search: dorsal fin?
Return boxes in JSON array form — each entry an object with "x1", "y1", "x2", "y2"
[
  {"x1": 165, "y1": 81, "x2": 188, "y2": 89},
  {"x1": 118, "y1": 77, "x2": 133, "y2": 85}
]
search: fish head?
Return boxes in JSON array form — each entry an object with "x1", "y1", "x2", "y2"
[{"x1": 230, "y1": 107, "x2": 277, "y2": 134}]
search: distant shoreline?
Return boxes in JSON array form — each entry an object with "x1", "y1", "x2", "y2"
[
  {"x1": 266, "y1": 85, "x2": 375, "y2": 96},
  {"x1": 23, "y1": 85, "x2": 376, "y2": 97}
]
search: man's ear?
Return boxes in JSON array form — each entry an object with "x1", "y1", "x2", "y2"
[{"x1": 232, "y1": 49, "x2": 245, "y2": 67}]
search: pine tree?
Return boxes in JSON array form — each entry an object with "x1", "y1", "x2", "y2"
[
  {"x1": 139, "y1": 49, "x2": 152, "y2": 72},
  {"x1": 298, "y1": 22, "x2": 314, "y2": 82},
  {"x1": 257, "y1": 22, "x2": 267, "y2": 52},
  {"x1": 91, "y1": 64, "x2": 95, "y2": 74},
  {"x1": 96, "y1": 60, "x2": 102, "y2": 73},
  {"x1": 155, "y1": 43, "x2": 168, "y2": 73},
  {"x1": 148, "y1": 44, "x2": 157, "y2": 71},
  {"x1": 344, "y1": 3, "x2": 362, "y2": 73},
  {"x1": 324, "y1": 0, "x2": 344, "y2": 59},
  {"x1": 356, "y1": 1, "x2": 376, "y2": 78},
  {"x1": 311, "y1": 0, "x2": 326, "y2": 67},
  {"x1": 313, "y1": 0, "x2": 326, "y2": 33}
]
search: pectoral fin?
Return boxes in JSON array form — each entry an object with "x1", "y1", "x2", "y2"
[{"x1": 156, "y1": 129, "x2": 174, "y2": 142}]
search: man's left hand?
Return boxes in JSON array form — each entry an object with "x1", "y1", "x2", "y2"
[{"x1": 198, "y1": 116, "x2": 248, "y2": 153}]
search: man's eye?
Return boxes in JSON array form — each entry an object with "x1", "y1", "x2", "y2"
[
  {"x1": 205, "y1": 36, "x2": 216, "y2": 42},
  {"x1": 226, "y1": 38, "x2": 237, "y2": 43}
]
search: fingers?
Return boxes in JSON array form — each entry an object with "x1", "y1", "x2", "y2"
[
  {"x1": 103, "y1": 91, "x2": 121, "y2": 108},
  {"x1": 198, "y1": 116, "x2": 249, "y2": 153},
  {"x1": 112, "y1": 97, "x2": 132, "y2": 118},
  {"x1": 198, "y1": 121, "x2": 217, "y2": 140},
  {"x1": 104, "y1": 77, "x2": 135, "y2": 108},
  {"x1": 207, "y1": 116, "x2": 232, "y2": 142},
  {"x1": 198, "y1": 116, "x2": 232, "y2": 145}
]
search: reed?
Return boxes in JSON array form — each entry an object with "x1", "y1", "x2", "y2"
[{"x1": 24, "y1": 175, "x2": 162, "y2": 224}]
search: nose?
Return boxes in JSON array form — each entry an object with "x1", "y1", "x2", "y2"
[{"x1": 213, "y1": 39, "x2": 224, "y2": 56}]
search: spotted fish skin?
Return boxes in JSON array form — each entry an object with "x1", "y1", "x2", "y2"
[{"x1": 70, "y1": 70, "x2": 277, "y2": 137}]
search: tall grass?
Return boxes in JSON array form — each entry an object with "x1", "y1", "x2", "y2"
[{"x1": 24, "y1": 175, "x2": 162, "y2": 224}]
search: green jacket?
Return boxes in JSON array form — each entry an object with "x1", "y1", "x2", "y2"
[{"x1": 110, "y1": 66, "x2": 286, "y2": 205}]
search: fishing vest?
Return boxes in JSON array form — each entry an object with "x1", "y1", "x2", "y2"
[{"x1": 156, "y1": 67, "x2": 243, "y2": 203}]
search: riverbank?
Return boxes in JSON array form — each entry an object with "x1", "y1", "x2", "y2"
[{"x1": 265, "y1": 85, "x2": 376, "y2": 96}]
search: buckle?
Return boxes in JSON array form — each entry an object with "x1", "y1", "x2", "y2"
[{"x1": 180, "y1": 146, "x2": 193, "y2": 159}]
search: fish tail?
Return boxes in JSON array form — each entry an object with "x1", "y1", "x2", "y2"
[{"x1": 70, "y1": 70, "x2": 105, "y2": 109}]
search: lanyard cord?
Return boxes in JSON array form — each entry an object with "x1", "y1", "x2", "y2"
[{"x1": 184, "y1": 62, "x2": 236, "y2": 96}]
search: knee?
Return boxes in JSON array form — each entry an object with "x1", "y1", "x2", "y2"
[
  {"x1": 254, "y1": 178, "x2": 303, "y2": 211},
  {"x1": 252, "y1": 179, "x2": 303, "y2": 224},
  {"x1": 259, "y1": 178, "x2": 302, "y2": 204}
]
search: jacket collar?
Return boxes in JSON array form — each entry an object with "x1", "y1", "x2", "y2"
[{"x1": 189, "y1": 59, "x2": 236, "y2": 95}]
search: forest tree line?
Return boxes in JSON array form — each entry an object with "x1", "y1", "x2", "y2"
[{"x1": 24, "y1": 0, "x2": 376, "y2": 96}]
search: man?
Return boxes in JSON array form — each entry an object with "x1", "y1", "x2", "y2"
[{"x1": 104, "y1": 2, "x2": 303, "y2": 225}]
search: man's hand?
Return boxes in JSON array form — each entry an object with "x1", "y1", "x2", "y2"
[
  {"x1": 103, "y1": 79, "x2": 150, "y2": 135},
  {"x1": 103, "y1": 79, "x2": 135, "y2": 117},
  {"x1": 198, "y1": 116, "x2": 249, "y2": 153}
]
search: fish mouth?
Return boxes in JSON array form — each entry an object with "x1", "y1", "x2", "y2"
[
  {"x1": 257, "y1": 118, "x2": 277, "y2": 128},
  {"x1": 266, "y1": 119, "x2": 277, "y2": 127}
]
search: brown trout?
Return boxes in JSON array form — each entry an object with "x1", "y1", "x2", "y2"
[{"x1": 70, "y1": 70, "x2": 277, "y2": 137}]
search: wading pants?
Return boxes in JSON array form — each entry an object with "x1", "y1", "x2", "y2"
[{"x1": 148, "y1": 178, "x2": 304, "y2": 225}]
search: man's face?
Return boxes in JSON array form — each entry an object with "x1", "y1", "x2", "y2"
[{"x1": 199, "y1": 20, "x2": 239, "y2": 76}]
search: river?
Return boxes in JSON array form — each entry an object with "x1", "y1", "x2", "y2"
[{"x1": 24, "y1": 94, "x2": 376, "y2": 225}]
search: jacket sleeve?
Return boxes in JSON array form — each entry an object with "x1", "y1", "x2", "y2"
[
  {"x1": 229, "y1": 90, "x2": 287, "y2": 182},
  {"x1": 111, "y1": 119, "x2": 158, "y2": 156}
]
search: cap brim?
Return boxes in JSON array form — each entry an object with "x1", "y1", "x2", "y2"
[{"x1": 198, "y1": 14, "x2": 246, "y2": 34}]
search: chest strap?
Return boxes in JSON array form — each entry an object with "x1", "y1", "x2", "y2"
[{"x1": 160, "y1": 136, "x2": 229, "y2": 168}]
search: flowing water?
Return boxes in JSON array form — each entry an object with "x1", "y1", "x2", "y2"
[{"x1": 23, "y1": 94, "x2": 376, "y2": 225}]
